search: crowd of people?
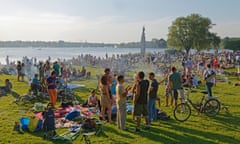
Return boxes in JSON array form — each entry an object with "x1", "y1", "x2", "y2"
[
  {"x1": 1, "y1": 50, "x2": 240, "y2": 133},
  {"x1": 96, "y1": 64, "x2": 216, "y2": 132},
  {"x1": 94, "y1": 50, "x2": 240, "y2": 132}
]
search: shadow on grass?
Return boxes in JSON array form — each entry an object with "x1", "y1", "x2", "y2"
[
  {"x1": 211, "y1": 112, "x2": 240, "y2": 132},
  {"x1": 124, "y1": 118, "x2": 182, "y2": 143},
  {"x1": 163, "y1": 120, "x2": 240, "y2": 143},
  {"x1": 104, "y1": 125, "x2": 131, "y2": 139},
  {"x1": 11, "y1": 91, "x2": 20, "y2": 98},
  {"x1": 123, "y1": 117, "x2": 239, "y2": 144}
]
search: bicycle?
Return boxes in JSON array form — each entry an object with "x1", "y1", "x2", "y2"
[{"x1": 173, "y1": 89, "x2": 221, "y2": 122}]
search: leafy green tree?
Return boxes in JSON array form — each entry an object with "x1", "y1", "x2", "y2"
[
  {"x1": 167, "y1": 13, "x2": 218, "y2": 56},
  {"x1": 210, "y1": 33, "x2": 221, "y2": 52}
]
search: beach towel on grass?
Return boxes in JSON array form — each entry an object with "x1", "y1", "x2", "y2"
[{"x1": 67, "y1": 83, "x2": 85, "y2": 89}]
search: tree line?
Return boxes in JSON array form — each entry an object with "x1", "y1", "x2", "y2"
[
  {"x1": 0, "y1": 39, "x2": 167, "y2": 48},
  {"x1": 221, "y1": 37, "x2": 240, "y2": 51}
]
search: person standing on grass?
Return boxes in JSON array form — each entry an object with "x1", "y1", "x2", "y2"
[
  {"x1": 131, "y1": 74, "x2": 139, "y2": 122},
  {"x1": 148, "y1": 72, "x2": 159, "y2": 124},
  {"x1": 103, "y1": 68, "x2": 112, "y2": 100},
  {"x1": 159, "y1": 68, "x2": 173, "y2": 107},
  {"x1": 44, "y1": 60, "x2": 51, "y2": 78},
  {"x1": 237, "y1": 56, "x2": 240, "y2": 74},
  {"x1": 53, "y1": 61, "x2": 60, "y2": 77},
  {"x1": 110, "y1": 74, "x2": 117, "y2": 95},
  {"x1": 99, "y1": 75, "x2": 112, "y2": 123},
  {"x1": 38, "y1": 62, "x2": 44, "y2": 82},
  {"x1": 31, "y1": 74, "x2": 39, "y2": 95},
  {"x1": 21, "y1": 63, "x2": 25, "y2": 81},
  {"x1": 47, "y1": 71, "x2": 57, "y2": 107},
  {"x1": 116, "y1": 75, "x2": 131, "y2": 130},
  {"x1": 134, "y1": 71, "x2": 150, "y2": 132},
  {"x1": 168, "y1": 67, "x2": 184, "y2": 106},
  {"x1": 16, "y1": 61, "x2": 22, "y2": 81},
  {"x1": 203, "y1": 64, "x2": 216, "y2": 98}
]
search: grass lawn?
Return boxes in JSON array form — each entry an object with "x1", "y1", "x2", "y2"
[{"x1": 0, "y1": 66, "x2": 239, "y2": 144}]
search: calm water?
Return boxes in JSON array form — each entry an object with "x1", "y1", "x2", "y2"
[{"x1": 0, "y1": 47, "x2": 166, "y2": 64}]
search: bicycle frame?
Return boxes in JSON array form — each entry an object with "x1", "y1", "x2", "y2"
[
  {"x1": 174, "y1": 89, "x2": 221, "y2": 122},
  {"x1": 184, "y1": 89, "x2": 205, "y2": 113}
]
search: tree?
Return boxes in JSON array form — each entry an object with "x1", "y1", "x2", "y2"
[
  {"x1": 210, "y1": 33, "x2": 221, "y2": 53},
  {"x1": 151, "y1": 38, "x2": 167, "y2": 48},
  {"x1": 159, "y1": 38, "x2": 167, "y2": 48},
  {"x1": 167, "y1": 13, "x2": 218, "y2": 57}
]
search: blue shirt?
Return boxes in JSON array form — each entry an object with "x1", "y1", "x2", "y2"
[
  {"x1": 32, "y1": 77, "x2": 39, "y2": 85},
  {"x1": 47, "y1": 76, "x2": 56, "y2": 89}
]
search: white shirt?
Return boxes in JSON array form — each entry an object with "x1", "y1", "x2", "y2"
[{"x1": 203, "y1": 68, "x2": 215, "y2": 83}]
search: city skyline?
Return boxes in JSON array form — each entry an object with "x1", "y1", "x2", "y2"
[{"x1": 0, "y1": 0, "x2": 239, "y2": 43}]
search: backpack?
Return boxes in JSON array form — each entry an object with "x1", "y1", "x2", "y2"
[
  {"x1": 204, "y1": 70, "x2": 216, "y2": 82},
  {"x1": 61, "y1": 101, "x2": 73, "y2": 108},
  {"x1": 82, "y1": 118, "x2": 96, "y2": 132},
  {"x1": 65, "y1": 110, "x2": 80, "y2": 121},
  {"x1": 42, "y1": 108, "x2": 55, "y2": 131}
]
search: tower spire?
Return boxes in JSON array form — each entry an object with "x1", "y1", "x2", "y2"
[{"x1": 140, "y1": 26, "x2": 146, "y2": 55}]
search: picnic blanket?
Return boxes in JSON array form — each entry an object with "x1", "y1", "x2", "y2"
[
  {"x1": 34, "y1": 105, "x2": 97, "y2": 128},
  {"x1": 67, "y1": 83, "x2": 85, "y2": 89}
]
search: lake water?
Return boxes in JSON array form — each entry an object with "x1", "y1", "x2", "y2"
[{"x1": 0, "y1": 47, "x2": 166, "y2": 64}]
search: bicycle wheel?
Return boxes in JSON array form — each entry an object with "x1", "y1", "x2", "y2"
[
  {"x1": 173, "y1": 103, "x2": 191, "y2": 122},
  {"x1": 204, "y1": 99, "x2": 220, "y2": 117}
]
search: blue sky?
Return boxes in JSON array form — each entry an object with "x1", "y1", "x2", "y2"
[{"x1": 0, "y1": 0, "x2": 239, "y2": 43}]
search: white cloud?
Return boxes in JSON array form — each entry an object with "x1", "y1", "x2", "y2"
[
  {"x1": 0, "y1": 13, "x2": 174, "y2": 42},
  {"x1": 1, "y1": 13, "x2": 238, "y2": 43}
]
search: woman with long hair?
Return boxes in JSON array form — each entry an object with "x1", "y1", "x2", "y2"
[{"x1": 99, "y1": 75, "x2": 112, "y2": 123}]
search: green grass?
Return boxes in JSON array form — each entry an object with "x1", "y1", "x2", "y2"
[{"x1": 0, "y1": 66, "x2": 239, "y2": 144}]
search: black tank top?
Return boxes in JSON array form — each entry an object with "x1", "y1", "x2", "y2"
[{"x1": 137, "y1": 80, "x2": 149, "y2": 104}]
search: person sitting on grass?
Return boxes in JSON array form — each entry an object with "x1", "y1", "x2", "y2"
[
  {"x1": 5, "y1": 79, "x2": 12, "y2": 93},
  {"x1": 80, "y1": 66, "x2": 86, "y2": 77},
  {"x1": 0, "y1": 79, "x2": 12, "y2": 95},
  {"x1": 87, "y1": 90, "x2": 99, "y2": 108}
]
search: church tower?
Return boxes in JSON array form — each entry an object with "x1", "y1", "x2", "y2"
[{"x1": 140, "y1": 26, "x2": 146, "y2": 55}]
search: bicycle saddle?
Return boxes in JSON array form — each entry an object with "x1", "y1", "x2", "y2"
[{"x1": 201, "y1": 91, "x2": 208, "y2": 94}]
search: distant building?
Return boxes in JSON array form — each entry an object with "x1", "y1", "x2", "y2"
[{"x1": 140, "y1": 26, "x2": 146, "y2": 55}]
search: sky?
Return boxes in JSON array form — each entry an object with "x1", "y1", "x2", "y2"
[{"x1": 0, "y1": 0, "x2": 239, "y2": 43}]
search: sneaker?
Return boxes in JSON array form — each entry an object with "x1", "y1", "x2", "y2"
[
  {"x1": 53, "y1": 131, "x2": 57, "y2": 136},
  {"x1": 144, "y1": 125, "x2": 150, "y2": 130},
  {"x1": 43, "y1": 134, "x2": 47, "y2": 139},
  {"x1": 135, "y1": 127, "x2": 140, "y2": 133},
  {"x1": 122, "y1": 128, "x2": 128, "y2": 131}
]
